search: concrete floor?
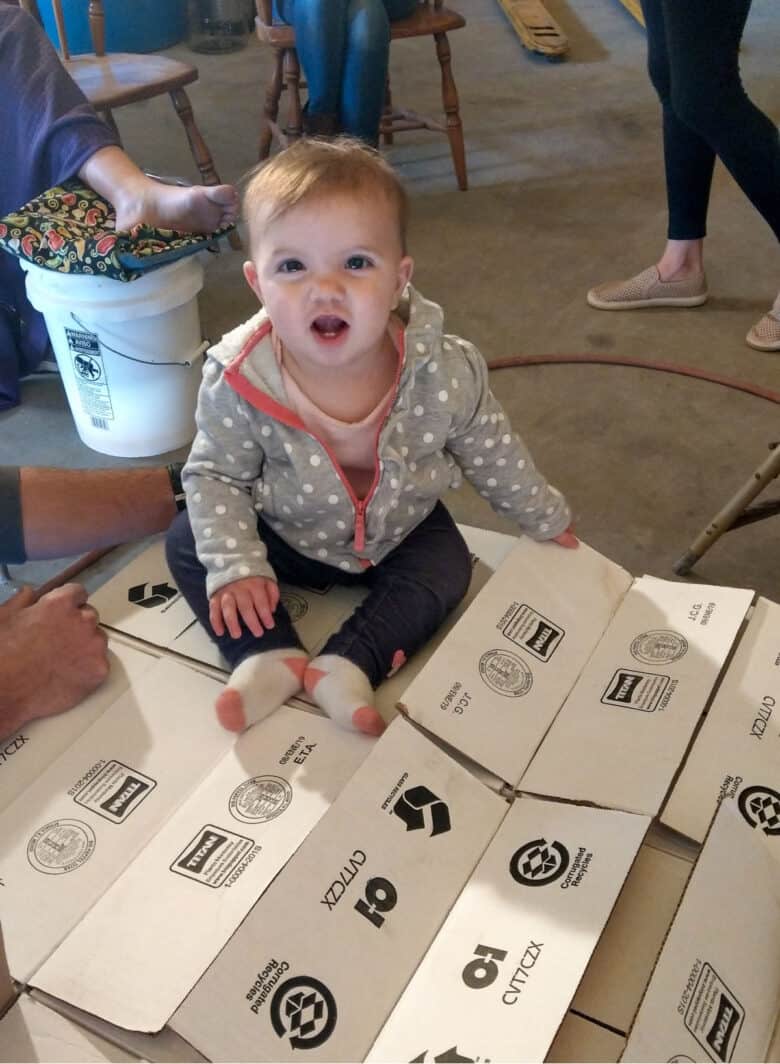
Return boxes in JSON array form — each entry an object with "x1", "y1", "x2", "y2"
[{"x1": 2, "y1": 0, "x2": 778, "y2": 599}]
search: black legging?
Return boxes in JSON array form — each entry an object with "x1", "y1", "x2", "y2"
[{"x1": 641, "y1": 0, "x2": 780, "y2": 241}]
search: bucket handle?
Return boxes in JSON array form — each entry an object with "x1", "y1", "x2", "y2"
[{"x1": 70, "y1": 312, "x2": 208, "y2": 368}]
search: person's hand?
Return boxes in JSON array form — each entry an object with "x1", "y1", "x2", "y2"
[
  {"x1": 0, "y1": 583, "x2": 109, "y2": 740},
  {"x1": 551, "y1": 525, "x2": 579, "y2": 549},
  {"x1": 209, "y1": 576, "x2": 280, "y2": 638}
]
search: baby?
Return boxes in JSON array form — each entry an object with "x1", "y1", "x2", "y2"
[{"x1": 167, "y1": 137, "x2": 576, "y2": 738}]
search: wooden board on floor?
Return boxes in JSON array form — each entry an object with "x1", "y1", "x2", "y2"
[
  {"x1": 616, "y1": 0, "x2": 645, "y2": 26},
  {"x1": 496, "y1": 0, "x2": 569, "y2": 58}
]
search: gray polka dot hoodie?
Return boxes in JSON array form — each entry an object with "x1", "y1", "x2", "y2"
[{"x1": 183, "y1": 285, "x2": 571, "y2": 598}]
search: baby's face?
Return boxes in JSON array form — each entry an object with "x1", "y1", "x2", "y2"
[{"x1": 243, "y1": 191, "x2": 413, "y2": 376}]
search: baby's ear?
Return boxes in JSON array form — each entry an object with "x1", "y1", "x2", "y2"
[
  {"x1": 243, "y1": 260, "x2": 263, "y2": 303},
  {"x1": 395, "y1": 254, "x2": 414, "y2": 304}
]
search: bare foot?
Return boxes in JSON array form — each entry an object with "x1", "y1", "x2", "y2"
[{"x1": 114, "y1": 180, "x2": 239, "y2": 234}]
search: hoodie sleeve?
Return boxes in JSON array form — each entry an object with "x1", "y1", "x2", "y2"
[
  {"x1": 182, "y1": 357, "x2": 275, "y2": 597},
  {"x1": 445, "y1": 338, "x2": 572, "y2": 540}
]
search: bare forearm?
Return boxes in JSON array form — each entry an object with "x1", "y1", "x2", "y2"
[{"x1": 20, "y1": 467, "x2": 177, "y2": 559}]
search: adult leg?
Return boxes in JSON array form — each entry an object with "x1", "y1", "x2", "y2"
[
  {"x1": 664, "y1": 0, "x2": 780, "y2": 243},
  {"x1": 306, "y1": 503, "x2": 472, "y2": 733},
  {"x1": 587, "y1": 0, "x2": 712, "y2": 310},
  {"x1": 0, "y1": 5, "x2": 118, "y2": 390},
  {"x1": 276, "y1": 0, "x2": 350, "y2": 131},
  {"x1": 339, "y1": 0, "x2": 416, "y2": 144}
]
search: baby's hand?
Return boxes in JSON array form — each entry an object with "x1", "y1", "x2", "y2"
[
  {"x1": 209, "y1": 576, "x2": 280, "y2": 638},
  {"x1": 551, "y1": 525, "x2": 579, "y2": 549}
]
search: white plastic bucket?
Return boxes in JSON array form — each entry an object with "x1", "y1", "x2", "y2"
[{"x1": 22, "y1": 255, "x2": 205, "y2": 457}]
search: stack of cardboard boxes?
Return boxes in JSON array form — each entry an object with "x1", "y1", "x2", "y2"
[{"x1": 1, "y1": 528, "x2": 778, "y2": 1062}]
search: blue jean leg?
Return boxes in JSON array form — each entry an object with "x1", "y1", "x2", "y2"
[{"x1": 277, "y1": 0, "x2": 417, "y2": 143}]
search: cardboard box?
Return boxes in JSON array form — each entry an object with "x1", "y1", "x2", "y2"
[
  {"x1": 622, "y1": 801, "x2": 780, "y2": 1063},
  {"x1": 398, "y1": 537, "x2": 633, "y2": 784},
  {"x1": 546, "y1": 1012, "x2": 625, "y2": 1063},
  {"x1": 169, "y1": 716, "x2": 509, "y2": 1062},
  {"x1": 0, "y1": 994, "x2": 141, "y2": 1063},
  {"x1": 0, "y1": 923, "x2": 14, "y2": 1019},
  {"x1": 662, "y1": 596, "x2": 780, "y2": 845},
  {"x1": 520, "y1": 577, "x2": 754, "y2": 815},
  {"x1": 0, "y1": 641, "x2": 156, "y2": 816},
  {"x1": 29, "y1": 991, "x2": 205, "y2": 1064},
  {"x1": 367, "y1": 795, "x2": 649, "y2": 1063},
  {"x1": 571, "y1": 842, "x2": 692, "y2": 1035},
  {"x1": 0, "y1": 656, "x2": 238, "y2": 983},
  {"x1": 30, "y1": 705, "x2": 371, "y2": 1034}
]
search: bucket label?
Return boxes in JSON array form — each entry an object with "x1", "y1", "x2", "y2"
[{"x1": 65, "y1": 327, "x2": 114, "y2": 429}]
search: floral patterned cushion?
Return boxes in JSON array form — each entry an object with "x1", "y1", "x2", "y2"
[{"x1": 0, "y1": 179, "x2": 234, "y2": 282}]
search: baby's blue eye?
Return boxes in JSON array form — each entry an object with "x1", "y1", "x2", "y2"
[
  {"x1": 345, "y1": 255, "x2": 372, "y2": 270},
  {"x1": 278, "y1": 259, "x2": 304, "y2": 273}
]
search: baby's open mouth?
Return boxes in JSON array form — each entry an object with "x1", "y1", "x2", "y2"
[{"x1": 311, "y1": 315, "x2": 348, "y2": 339}]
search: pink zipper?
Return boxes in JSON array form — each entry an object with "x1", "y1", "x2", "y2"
[{"x1": 225, "y1": 320, "x2": 407, "y2": 559}]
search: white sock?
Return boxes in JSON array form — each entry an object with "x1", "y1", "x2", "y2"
[
  {"x1": 216, "y1": 648, "x2": 308, "y2": 732},
  {"x1": 303, "y1": 654, "x2": 386, "y2": 737}
]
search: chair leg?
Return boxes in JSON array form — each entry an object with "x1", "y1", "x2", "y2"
[
  {"x1": 170, "y1": 87, "x2": 242, "y2": 251},
  {"x1": 260, "y1": 48, "x2": 285, "y2": 160},
  {"x1": 382, "y1": 78, "x2": 394, "y2": 146},
  {"x1": 434, "y1": 32, "x2": 468, "y2": 191},
  {"x1": 284, "y1": 48, "x2": 303, "y2": 141}
]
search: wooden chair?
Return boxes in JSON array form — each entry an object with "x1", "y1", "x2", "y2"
[
  {"x1": 254, "y1": 0, "x2": 468, "y2": 190},
  {"x1": 24, "y1": 0, "x2": 240, "y2": 247}
]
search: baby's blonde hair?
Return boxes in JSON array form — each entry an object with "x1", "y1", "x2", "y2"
[{"x1": 241, "y1": 137, "x2": 409, "y2": 253}]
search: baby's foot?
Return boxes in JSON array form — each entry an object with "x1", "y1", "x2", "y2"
[
  {"x1": 216, "y1": 648, "x2": 307, "y2": 732},
  {"x1": 304, "y1": 654, "x2": 385, "y2": 737},
  {"x1": 114, "y1": 180, "x2": 239, "y2": 234}
]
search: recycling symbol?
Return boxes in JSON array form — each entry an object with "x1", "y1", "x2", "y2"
[
  {"x1": 393, "y1": 785, "x2": 451, "y2": 837},
  {"x1": 128, "y1": 582, "x2": 179, "y2": 609}
]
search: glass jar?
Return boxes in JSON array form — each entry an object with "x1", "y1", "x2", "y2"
[{"x1": 188, "y1": 0, "x2": 248, "y2": 53}]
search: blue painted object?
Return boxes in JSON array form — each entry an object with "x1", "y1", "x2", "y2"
[{"x1": 39, "y1": 0, "x2": 187, "y2": 55}]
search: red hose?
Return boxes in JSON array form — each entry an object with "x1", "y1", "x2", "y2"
[{"x1": 486, "y1": 352, "x2": 780, "y2": 404}]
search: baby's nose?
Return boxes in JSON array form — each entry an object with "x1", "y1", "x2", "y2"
[{"x1": 311, "y1": 273, "x2": 345, "y2": 300}]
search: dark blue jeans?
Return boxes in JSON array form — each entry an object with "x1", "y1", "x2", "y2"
[
  {"x1": 642, "y1": 0, "x2": 780, "y2": 241},
  {"x1": 276, "y1": 0, "x2": 418, "y2": 143},
  {"x1": 166, "y1": 501, "x2": 472, "y2": 688}
]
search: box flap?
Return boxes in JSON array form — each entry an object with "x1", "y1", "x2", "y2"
[
  {"x1": 32, "y1": 707, "x2": 372, "y2": 1033},
  {"x1": 622, "y1": 801, "x2": 780, "y2": 1062},
  {"x1": 0, "y1": 641, "x2": 156, "y2": 816},
  {"x1": 0, "y1": 995, "x2": 140, "y2": 1063},
  {"x1": 398, "y1": 537, "x2": 632, "y2": 784},
  {"x1": 30, "y1": 991, "x2": 206, "y2": 1064},
  {"x1": 521, "y1": 578, "x2": 753, "y2": 814},
  {"x1": 546, "y1": 1012, "x2": 625, "y2": 1063},
  {"x1": 572, "y1": 843, "x2": 692, "y2": 1033},
  {"x1": 662, "y1": 596, "x2": 780, "y2": 843},
  {"x1": 0, "y1": 923, "x2": 14, "y2": 1018},
  {"x1": 170, "y1": 717, "x2": 508, "y2": 1061},
  {"x1": 0, "y1": 657, "x2": 233, "y2": 983},
  {"x1": 367, "y1": 796, "x2": 649, "y2": 1062},
  {"x1": 88, "y1": 539, "x2": 195, "y2": 648}
]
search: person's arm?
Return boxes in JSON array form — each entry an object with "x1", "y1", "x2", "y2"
[{"x1": 0, "y1": 465, "x2": 182, "y2": 562}]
